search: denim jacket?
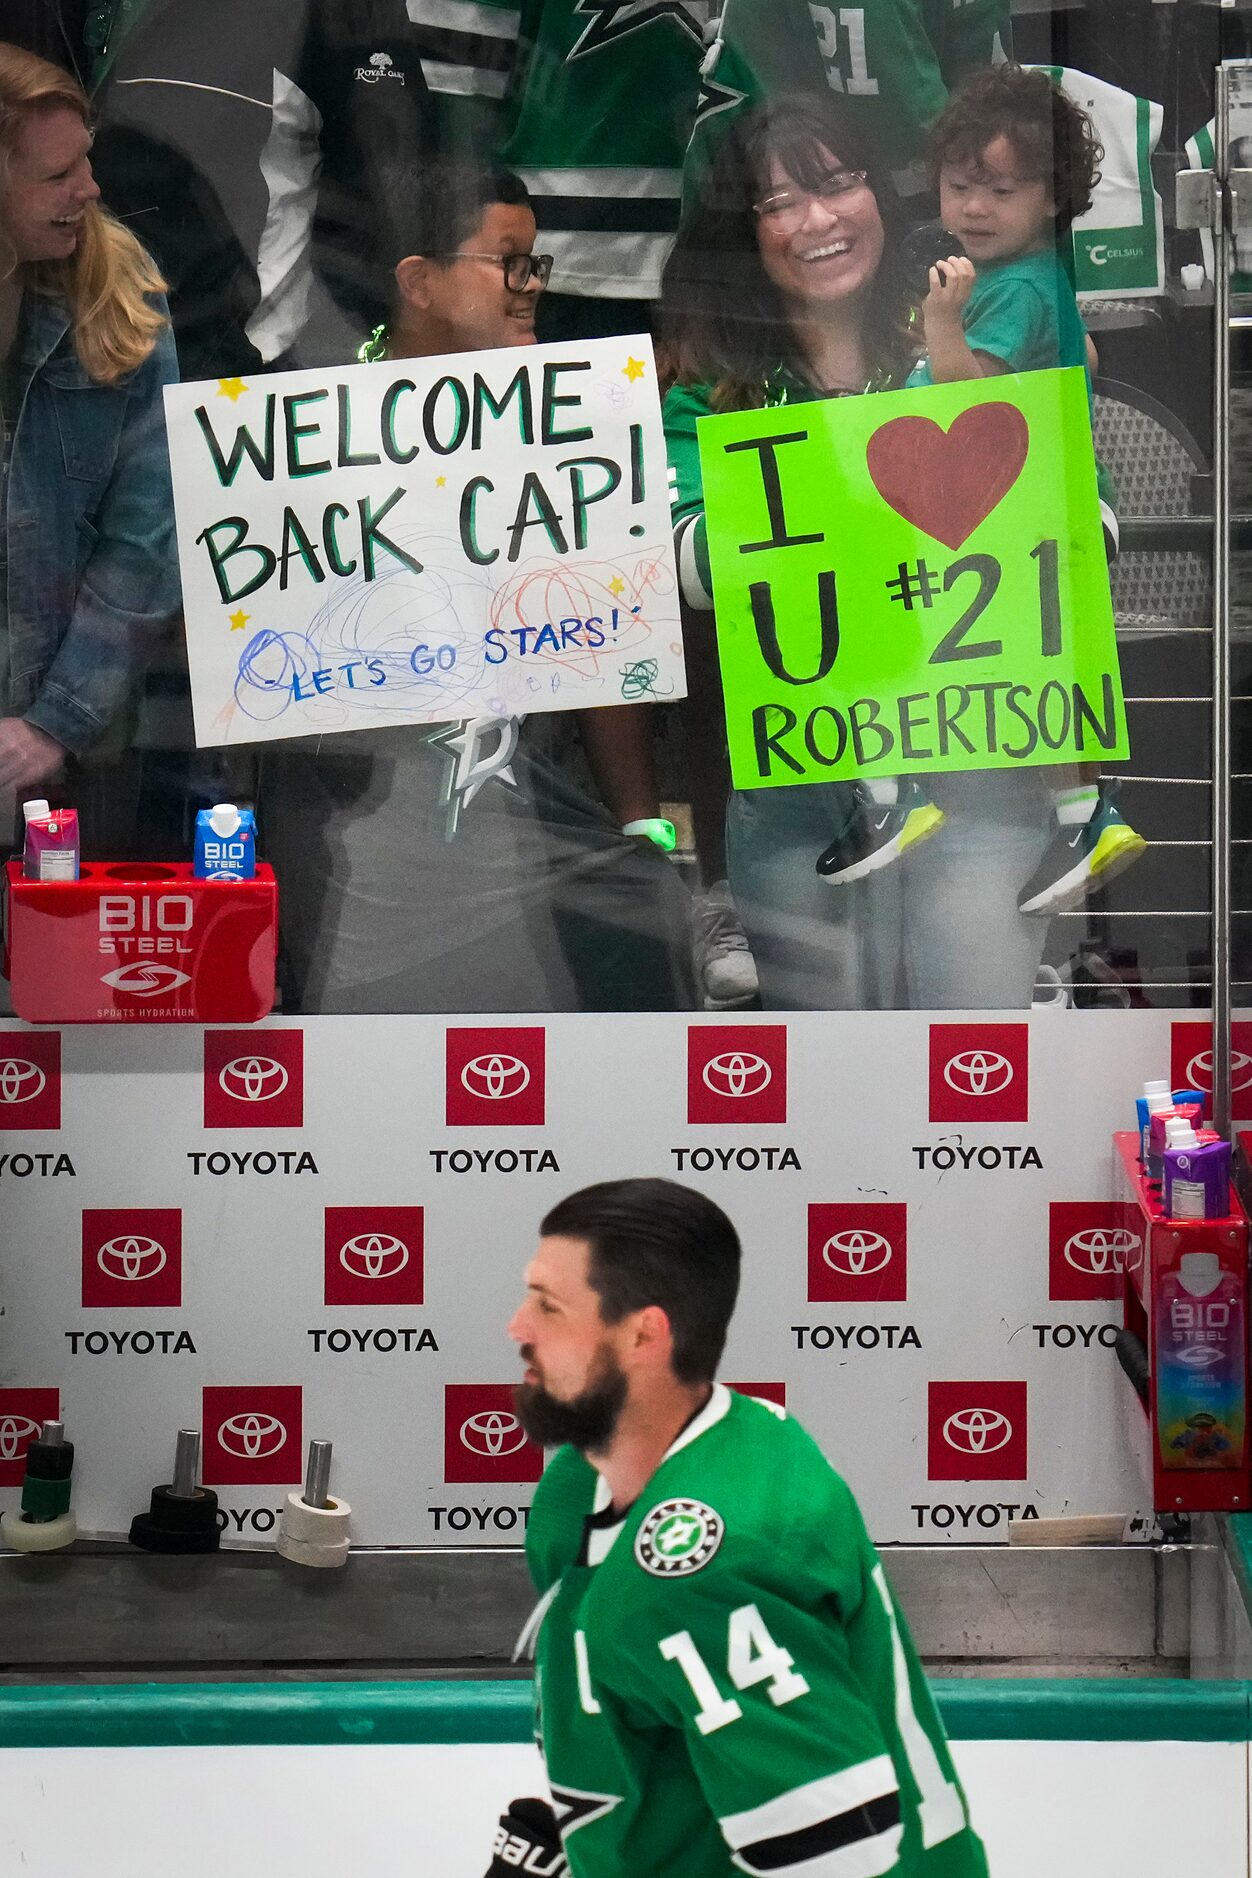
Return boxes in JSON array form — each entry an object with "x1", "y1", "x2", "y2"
[{"x1": 5, "y1": 292, "x2": 180, "y2": 756}]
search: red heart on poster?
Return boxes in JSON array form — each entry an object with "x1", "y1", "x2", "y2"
[{"x1": 865, "y1": 403, "x2": 1030, "y2": 551}]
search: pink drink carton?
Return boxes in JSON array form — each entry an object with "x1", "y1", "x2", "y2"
[
  {"x1": 21, "y1": 802, "x2": 79, "y2": 882},
  {"x1": 1147, "y1": 1102, "x2": 1206, "y2": 1180}
]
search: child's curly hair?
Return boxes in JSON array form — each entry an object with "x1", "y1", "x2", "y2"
[{"x1": 928, "y1": 64, "x2": 1102, "y2": 236}]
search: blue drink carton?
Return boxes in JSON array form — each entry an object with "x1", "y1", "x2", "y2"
[{"x1": 194, "y1": 804, "x2": 256, "y2": 880}]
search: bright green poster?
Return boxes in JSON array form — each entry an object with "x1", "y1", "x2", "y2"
[{"x1": 697, "y1": 368, "x2": 1129, "y2": 790}]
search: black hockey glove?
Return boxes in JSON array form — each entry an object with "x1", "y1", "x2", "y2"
[{"x1": 485, "y1": 1796, "x2": 569, "y2": 1875}]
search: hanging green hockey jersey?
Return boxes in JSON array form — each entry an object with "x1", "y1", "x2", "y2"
[
  {"x1": 1185, "y1": 118, "x2": 1252, "y2": 294},
  {"x1": 408, "y1": 0, "x2": 716, "y2": 297},
  {"x1": 689, "y1": 0, "x2": 1011, "y2": 199},
  {"x1": 525, "y1": 1385, "x2": 988, "y2": 1876},
  {"x1": 1036, "y1": 67, "x2": 1163, "y2": 298}
]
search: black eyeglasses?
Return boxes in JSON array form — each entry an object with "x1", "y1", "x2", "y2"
[{"x1": 430, "y1": 251, "x2": 555, "y2": 290}]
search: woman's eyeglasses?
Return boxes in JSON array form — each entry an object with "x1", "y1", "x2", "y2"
[
  {"x1": 430, "y1": 251, "x2": 555, "y2": 290},
  {"x1": 753, "y1": 171, "x2": 869, "y2": 232}
]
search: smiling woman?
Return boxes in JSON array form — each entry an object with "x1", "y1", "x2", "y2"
[
  {"x1": 3, "y1": 107, "x2": 98, "y2": 265},
  {"x1": 661, "y1": 92, "x2": 1058, "y2": 1011},
  {"x1": 0, "y1": 41, "x2": 180, "y2": 840}
]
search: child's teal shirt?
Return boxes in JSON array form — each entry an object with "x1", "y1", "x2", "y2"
[
  {"x1": 908, "y1": 248, "x2": 1089, "y2": 382},
  {"x1": 908, "y1": 248, "x2": 1115, "y2": 511}
]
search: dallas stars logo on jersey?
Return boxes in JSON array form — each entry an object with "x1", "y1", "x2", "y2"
[
  {"x1": 550, "y1": 1781, "x2": 624, "y2": 1838},
  {"x1": 634, "y1": 1497, "x2": 724, "y2": 1576},
  {"x1": 569, "y1": 0, "x2": 709, "y2": 61},
  {"x1": 693, "y1": 62, "x2": 748, "y2": 137},
  {"x1": 427, "y1": 715, "x2": 523, "y2": 841}
]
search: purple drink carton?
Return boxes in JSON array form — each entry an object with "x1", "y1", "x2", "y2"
[{"x1": 1163, "y1": 1131, "x2": 1233, "y2": 1221}]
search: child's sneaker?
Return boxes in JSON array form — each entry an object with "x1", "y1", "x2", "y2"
[
  {"x1": 1017, "y1": 794, "x2": 1146, "y2": 916},
  {"x1": 815, "y1": 780, "x2": 945, "y2": 885}
]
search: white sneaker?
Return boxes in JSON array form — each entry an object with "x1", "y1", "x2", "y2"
[{"x1": 692, "y1": 880, "x2": 759, "y2": 1010}]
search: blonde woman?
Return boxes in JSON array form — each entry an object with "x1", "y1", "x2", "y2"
[{"x1": 0, "y1": 41, "x2": 178, "y2": 806}]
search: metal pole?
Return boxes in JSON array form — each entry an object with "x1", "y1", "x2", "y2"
[
  {"x1": 303, "y1": 1439, "x2": 332, "y2": 1509},
  {"x1": 1213, "y1": 64, "x2": 1236, "y2": 1139},
  {"x1": 170, "y1": 1429, "x2": 200, "y2": 1499}
]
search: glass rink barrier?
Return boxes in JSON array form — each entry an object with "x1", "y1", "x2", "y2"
[{"x1": 6, "y1": 0, "x2": 1252, "y2": 1873}]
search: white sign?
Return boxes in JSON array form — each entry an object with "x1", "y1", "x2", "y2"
[{"x1": 164, "y1": 336, "x2": 685, "y2": 746}]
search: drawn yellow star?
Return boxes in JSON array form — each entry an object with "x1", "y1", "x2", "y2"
[
  {"x1": 217, "y1": 377, "x2": 248, "y2": 401},
  {"x1": 229, "y1": 609, "x2": 251, "y2": 632},
  {"x1": 608, "y1": 576, "x2": 627, "y2": 598},
  {"x1": 435, "y1": 475, "x2": 447, "y2": 488},
  {"x1": 622, "y1": 357, "x2": 647, "y2": 384}
]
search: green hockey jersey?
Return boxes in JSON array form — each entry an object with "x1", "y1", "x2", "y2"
[
  {"x1": 1036, "y1": 67, "x2": 1163, "y2": 298},
  {"x1": 408, "y1": 0, "x2": 716, "y2": 297},
  {"x1": 525, "y1": 1385, "x2": 988, "y2": 1876},
  {"x1": 1185, "y1": 118, "x2": 1252, "y2": 295},
  {"x1": 689, "y1": 0, "x2": 1011, "y2": 198}
]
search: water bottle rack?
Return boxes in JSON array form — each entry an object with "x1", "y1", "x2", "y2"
[
  {"x1": 2, "y1": 861, "x2": 277, "y2": 1024},
  {"x1": 1115, "y1": 1132, "x2": 1250, "y2": 1513}
]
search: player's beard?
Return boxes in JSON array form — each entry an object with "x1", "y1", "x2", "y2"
[{"x1": 515, "y1": 1344, "x2": 628, "y2": 1452}]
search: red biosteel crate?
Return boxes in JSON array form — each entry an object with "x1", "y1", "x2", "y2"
[
  {"x1": 1114, "y1": 1131, "x2": 1250, "y2": 1514},
  {"x1": 3, "y1": 861, "x2": 276, "y2": 1024}
]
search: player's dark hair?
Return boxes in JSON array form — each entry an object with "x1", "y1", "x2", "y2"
[
  {"x1": 661, "y1": 92, "x2": 916, "y2": 409},
  {"x1": 541, "y1": 1179, "x2": 741, "y2": 1384},
  {"x1": 378, "y1": 156, "x2": 532, "y2": 274},
  {"x1": 927, "y1": 64, "x2": 1102, "y2": 236}
]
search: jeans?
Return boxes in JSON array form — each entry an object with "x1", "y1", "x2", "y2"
[{"x1": 726, "y1": 770, "x2": 1052, "y2": 1011}]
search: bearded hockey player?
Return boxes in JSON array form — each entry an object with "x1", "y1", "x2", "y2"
[{"x1": 487, "y1": 1178, "x2": 987, "y2": 1877}]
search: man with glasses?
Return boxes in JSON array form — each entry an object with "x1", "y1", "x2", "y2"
[{"x1": 263, "y1": 157, "x2": 695, "y2": 1017}]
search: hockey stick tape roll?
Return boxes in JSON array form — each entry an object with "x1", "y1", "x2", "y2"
[
  {"x1": 278, "y1": 1491, "x2": 351, "y2": 1547},
  {"x1": 276, "y1": 1528, "x2": 350, "y2": 1569},
  {"x1": 1, "y1": 1509, "x2": 77, "y2": 1553}
]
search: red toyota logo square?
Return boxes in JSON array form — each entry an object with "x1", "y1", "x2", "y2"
[
  {"x1": 808, "y1": 1204, "x2": 908, "y2": 1303},
  {"x1": 82, "y1": 1209, "x2": 182, "y2": 1308},
  {"x1": 928, "y1": 1024, "x2": 1028, "y2": 1123},
  {"x1": 0, "y1": 1389, "x2": 59, "y2": 1488},
  {"x1": 203, "y1": 1030, "x2": 304, "y2": 1128},
  {"x1": 0, "y1": 1033, "x2": 61, "y2": 1131},
  {"x1": 928, "y1": 1381, "x2": 1028, "y2": 1481},
  {"x1": 444, "y1": 1384, "x2": 543, "y2": 1485},
  {"x1": 446, "y1": 1029, "x2": 546, "y2": 1126},
  {"x1": 1170, "y1": 1022, "x2": 1252, "y2": 1122},
  {"x1": 201, "y1": 1386, "x2": 302, "y2": 1487},
  {"x1": 729, "y1": 1382, "x2": 787, "y2": 1409},
  {"x1": 324, "y1": 1207, "x2": 424, "y2": 1307},
  {"x1": 1048, "y1": 1203, "x2": 1139, "y2": 1303},
  {"x1": 687, "y1": 1026, "x2": 787, "y2": 1124}
]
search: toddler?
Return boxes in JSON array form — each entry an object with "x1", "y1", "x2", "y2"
[{"x1": 817, "y1": 64, "x2": 1144, "y2": 916}]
